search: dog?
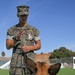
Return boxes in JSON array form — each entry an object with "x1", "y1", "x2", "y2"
[
  {"x1": 35, "y1": 62, "x2": 61, "y2": 75},
  {"x1": 26, "y1": 58, "x2": 61, "y2": 75},
  {"x1": 26, "y1": 53, "x2": 61, "y2": 75}
]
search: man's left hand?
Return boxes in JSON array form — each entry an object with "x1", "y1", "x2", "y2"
[{"x1": 21, "y1": 46, "x2": 32, "y2": 52}]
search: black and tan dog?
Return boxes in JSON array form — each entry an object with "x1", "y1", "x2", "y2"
[{"x1": 26, "y1": 58, "x2": 61, "y2": 75}]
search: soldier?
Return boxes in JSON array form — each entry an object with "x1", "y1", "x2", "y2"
[{"x1": 6, "y1": 5, "x2": 41, "y2": 75}]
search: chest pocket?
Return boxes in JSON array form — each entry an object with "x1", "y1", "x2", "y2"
[{"x1": 26, "y1": 29, "x2": 34, "y2": 41}]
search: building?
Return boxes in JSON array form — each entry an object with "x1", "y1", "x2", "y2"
[{"x1": 0, "y1": 57, "x2": 11, "y2": 69}]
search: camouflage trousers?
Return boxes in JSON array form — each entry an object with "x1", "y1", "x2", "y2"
[{"x1": 9, "y1": 66, "x2": 35, "y2": 75}]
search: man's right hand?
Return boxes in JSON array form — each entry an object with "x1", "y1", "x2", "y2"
[{"x1": 13, "y1": 28, "x2": 24, "y2": 41}]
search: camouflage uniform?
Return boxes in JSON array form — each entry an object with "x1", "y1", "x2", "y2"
[{"x1": 6, "y1": 5, "x2": 40, "y2": 75}]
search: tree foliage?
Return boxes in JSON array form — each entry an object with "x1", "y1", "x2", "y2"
[
  {"x1": 50, "y1": 47, "x2": 75, "y2": 58},
  {"x1": 1, "y1": 51, "x2": 5, "y2": 57}
]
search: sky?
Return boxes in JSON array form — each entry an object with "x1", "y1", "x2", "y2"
[{"x1": 0, "y1": 0, "x2": 75, "y2": 57}]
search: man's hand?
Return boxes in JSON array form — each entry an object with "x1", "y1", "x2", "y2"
[
  {"x1": 21, "y1": 40, "x2": 41, "y2": 53},
  {"x1": 21, "y1": 46, "x2": 32, "y2": 52},
  {"x1": 13, "y1": 28, "x2": 24, "y2": 41}
]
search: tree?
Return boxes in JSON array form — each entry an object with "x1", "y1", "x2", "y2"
[
  {"x1": 50, "y1": 47, "x2": 75, "y2": 58},
  {"x1": 1, "y1": 51, "x2": 5, "y2": 57}
]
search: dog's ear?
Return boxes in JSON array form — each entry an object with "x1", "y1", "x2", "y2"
[
  {"x1": 26, "y1": 58, "x2": 36, "y2": 72},
  {"x1": 48, "y1": 63, "x2": 61, "y2": 75}
]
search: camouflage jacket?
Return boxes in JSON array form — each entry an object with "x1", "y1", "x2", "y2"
[{"x1": 7, "y1": 24, "x2": 40, "y2": 67}]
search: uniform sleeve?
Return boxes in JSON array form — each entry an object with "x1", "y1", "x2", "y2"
[
  {"x1": 6, "y1": 29, "x2": 14, "y2": 40},
  {"x1": 33, "y1": 28, "x2": 40, "y2": 41}
]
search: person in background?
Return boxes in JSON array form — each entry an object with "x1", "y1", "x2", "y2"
[{"x1": 6, "y1": 5, "x2": 41, "y2": 75}]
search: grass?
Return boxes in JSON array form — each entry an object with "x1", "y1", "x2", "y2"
[
  {"x1": 0, "y1": 68, "x2": 75, "y2": 75},
  {"x1": 58, "y1": 68, "x2": 75, "y2": 75},
  {"x1": 0, "y1": 69, "x2": 9, "y2": 75}
]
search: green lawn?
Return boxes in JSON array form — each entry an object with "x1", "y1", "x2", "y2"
[
  {"x1": 58, "y1": 68, "x2": 75, "y2": 75},
  {"x1": 0, "y1": 68, "x2": 75, "y2": 75},
  {"x1": 0, "y1": 69, "x2": 9, "y2": 75}
]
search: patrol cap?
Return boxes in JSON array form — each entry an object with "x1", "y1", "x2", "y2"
[{"x1": 17, "y1": 5, "x2": 29, "y2": 15}]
